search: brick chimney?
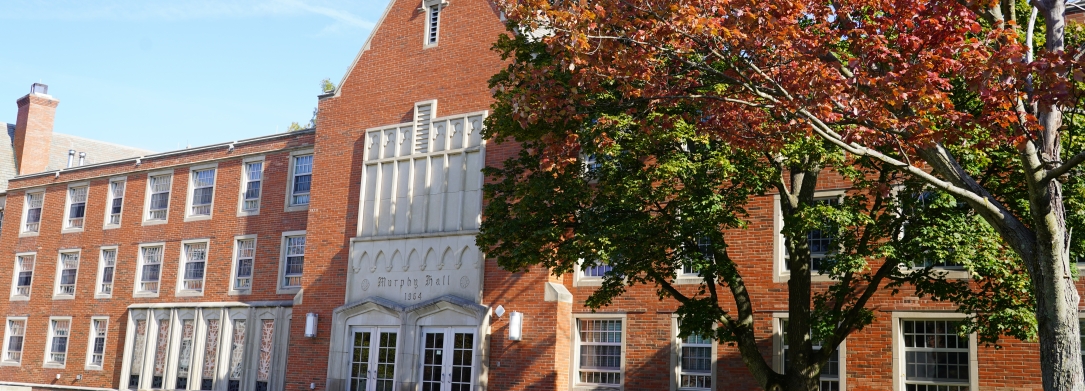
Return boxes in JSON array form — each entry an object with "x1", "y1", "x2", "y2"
[{"x1": 13, "y1": 83, "x2": 58, "y2": 175}]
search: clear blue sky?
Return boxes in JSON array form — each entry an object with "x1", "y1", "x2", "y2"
[{"x1": 0, "y1": 0, "x2": 388, "y2": 152}]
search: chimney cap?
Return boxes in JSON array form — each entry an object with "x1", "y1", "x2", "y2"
[{"x1": 31, "y1": 83, "x2": 48, "y2": 95}]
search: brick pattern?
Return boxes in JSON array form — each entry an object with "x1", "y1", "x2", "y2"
[{"x1": 13, "y1": 94, "x2": 58, "y2": 176}]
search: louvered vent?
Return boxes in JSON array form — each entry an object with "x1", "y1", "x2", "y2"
[{"x1": 414, "y1": 103, "x2": 433, "y2": 153}]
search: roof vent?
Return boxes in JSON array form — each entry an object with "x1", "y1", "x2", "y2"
[{"x1": 31, "y1": 83, "x2": 48, "y2": 95}]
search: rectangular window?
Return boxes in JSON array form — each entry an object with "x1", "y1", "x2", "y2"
[
  {"x1": 11, "y1": 254, "x2": 35, "y2": 298},
  {"x1": 241, "y1": 161, "x2": 263, "y2": 212},
  {"x1": 47, "y1": 318, "x2": 71, "y2": 365},
  {"x1": 201, "y1": 319, "x2": 221, "y2": 390},
  {"x1": 576, "y1": 318, "x2": 623, "y2": 386},
  {"x1": 678, "y1": 333, "x2": 712, "y2": 390},
  {"x1": 228, "y1": 319, "x2": 247, "y2": 391},
  {"x1": 682, "y1": 236, "x2": 712, "y2": 276},
  {"x1": 23, "y1": 191, "x2": 43, "y2": 233},
  {"x1": 283, "y1": 235, "x2": 306, "y2": 288},
  {"x1": 781, "y1": 320, "x2": 840, "y2": 391},
  {"x1": 147, "y1": 174, "x2": 172, "y2": 221},
  {"x1": 128, "y1": 319, "x2": 148, "y2": 389},
  {"x1": 350, "y1": 328, "x2": 398, "y2": 391},
  {"x1": 176, "y1": 319, "x2": 195, "y2": 389},
  {"x1": 234, "y1": 239, "x2": 255, "y2": 291},
  {"x1": 66, "y1": 186, "x2": 88, "y2": 229},
  {"x1": 255, "y1": 319, "x2": 275, "y2": 391},
  {"x1": 56, "y1": 251, "x2": 80, "y2": 296},
  {"x1": 581, "y1": 262, "x2": 613, "y2": 278},
  {"x1": 151, "y1": 319, "x2": 169, "y2": 388},
  {"x1": 181, "y1": 242, "x2": 208, "y2": 292},
  {"x1": 189, "y1": 168, "x2": 216, "y2": 217},
  {"x1": 420, "y1": 327, "x2": 474, "y2": 391},
  {"x1": 290, "y1": 155, "x2": 313, "y2": 206},
  {"x1": 4, "y1": 319, "x2": 26, "y2": 364},
  {"x1": 107, "y1": 179, "x2": 126, "y2": 226},
  {"x1": 901, "y1": 320, "x2": 969, "y2": 391},
  {"x1": 427, "y1": 4, "x2": 441, "y2": 44},
  {"x1": 138, "y1": 245, "x2": 164, "y2": 294},
  {"x1": 98, "y1": 248, "x2": 117, "y2": 296},
  {"x1": 88, "y1": 318, "x2": 108, "y2": 368}
]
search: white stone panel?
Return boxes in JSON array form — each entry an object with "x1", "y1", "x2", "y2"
[{"x1": 348, "y1": 234, "x2": 483, "y2": 306}]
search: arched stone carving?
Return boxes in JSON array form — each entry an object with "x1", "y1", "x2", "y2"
[
  {"x1": 422, "y1": 248, "x2": 435, "y2": 271},
  {"x1": 388, "y1": 250, "x2": 400, "y2": 272},
  {"x1": 439, "y1": 247, "x2": 453, "y2": 270},
  {"x1": 405, "y1": 249, "x2": 418, "y2": 272},
  {"x1": 372, "y1": 251, "x2": 385, "y2": 273}
]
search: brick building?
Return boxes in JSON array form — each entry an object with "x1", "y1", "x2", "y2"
[{"x1": 0, "y1": 0, "x2": 1051, "y2": 390}]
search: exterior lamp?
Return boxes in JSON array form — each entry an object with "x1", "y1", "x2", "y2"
[
  {"x1": 305, "y1": 313, "x2": 318, "y2": 338},
  {"x1": 508, "y1": 311, "x2": 523, "y2": 341}
]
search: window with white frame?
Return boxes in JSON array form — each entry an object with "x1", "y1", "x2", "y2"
[
  {"x1": 47, "y1": 318, "x2": 71, "y2": 366},
  {"x1": 350, "y1": 327, "x2": 398, "y2": 391},
  {"x1": 88, "y1": 318, "x2": 108, "y2": 368},
  {"x1": 575, "y1": 318, "x2": 623, "y2": 387},
  {"x1": 776, "y1": 195, "x2": 841, "y2": 278},
  {"x1": 241, "y1": 161, "x2": 263, "y2": 213},
  {"x1": 11, "y1": 254, "x2": 35, "y2": 298},
  {"x1": 107, "y1": 179, "x2": 126, "y2": 226},
  {"x1": 176, "y1": 319, "x2": 195, "y2": 389},
  {"x1": 677, "y1": 331, "x2": 712, "y2": 390},
  {"x1": 426, "y1": 2, "x2": 442, "y2": 45},
  {"x1": 147, "y1": 174, "x2": 172, "y2": 221},
  {"x1": 420, "y1": 327, "x2": 474, "y2": 391},
  {"x1": 137, "y1": 245, "x2": 164, "y2": 294},
  {"x1": 900, "y1": 320, "x2": 970, "y2": 391},
  {"x1": 3, "y1": 318, "x2": 26, "y2": 364},
  {"x1": 97, "y1": 248, "x2": 117, "y2": 296},
  {"x1": 180, "y1": 242, "x2": 208, "y2": 293},
  {"x1": 289, "y1": 155, "x2": 313, "y2": 206},
  {"x1": 233, "y1": 238, "x2": 256, "y2": 291},
  {"x1": 55, "y1": 251, "x2": 80, "y2": 297},
  {"x1": 189, "y1": 168, "x2": 216, "y2": 217},
  {"x1": 23, "y1": 191, "x2": 43, "y2": 233},
  {"x1": 681, "y1": 236, "x2": 713, "y2": 277},
  {"x1": 780, "y1": 319, "x2": 840, "y2": 391},
  {"x1": 282, "y1": 235, "x2": 306, "y2": 289},
  {"x1": 65, "y1": 185, "x2": 88, "y2": 229}
]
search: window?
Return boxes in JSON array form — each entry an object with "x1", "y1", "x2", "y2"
[
  {"x1": 65, "y1": 185, "x2": 88, "y2": 230},
  {"x1": 232, "y1": 238, "x2": 256, "y2": 292},
  {"x1": 420, "y1": 327, "x2": 475, "y2": 391},
  {"x1": 255, "y1": 319, "x2": 275, "y2": 391},
  {"x1": 289, "y1": 155, "x2": 313, "y2": 207},
  {"x1": 779, "y1": 319, "x2": 840, "y2": 391},
  {"x1": 55, "y1": 251, "x2": 80, "y2": 297},
  {"x1": 87, "y1": 318, "x2": 108, "y2": 369},
  {"x1": 900, "y1": 320, "x2": 970, "y2": 391},
  {"x1": 680, "y1": 236, "x2": 713, "y2": 277},
  {"x1": 426, "y1": 3, "x2": 441, "y2": 45},
  {"x1": 774, "y1": 193, "x2": 844, "y2": 282},
  {"x1": 106, "y1": 179, "x2": 126, "y2": 226},
  {"x1": 189, "y1": 168, "x2": 216, "y2": 217},
  {"x1": 227, "y1": 319, "x2": 246, "y2": 391},
  {"x1": 801, "y1": 197, "x2": 839, "y2": 272},
  {"x1": 137, "y1": 245, "x2": 164, "y2": 295},
  {"x1": 281, "y1": 234, "x2": 306, "y2": 290},
  {"x1": 176, "y1": 319, "x2": 195, "y2": 388},
  {"x1": 150, "y1": 319, "x2": 169, "y2": 388},
  {"x1": 350, "y1": 328, "x2": 398, "y2": 391},
  {"x1": 3, "y1": 318, "x2": 26, "y2": 364},
  {"x1": 241, "y1": 160, "x2": 263, "y2": 213},
  {"x1": 127, "y1": 318, "x2": 148, "y2": 389},
  {"x1": 22, "y1": 191, "x2": 43, "y2": 233},
  {"x1": 179, "y1": 242, "x2": 208, "y2": 294},
  {"x1": 575, "y1": 318, "x2": 623, "y2": 387},
  {"x1": 11, "y1": 254, "x2": 35, "y2": 299},
  {"x1": 97, "y1": 248, "x2": 117, "y2": 297},
  {"x1": 47, "y1": 318, "x2": 71, "y2": 366},
  {"x1": 147, "y1": 174, "x2": 172, "y2": 221},
  {"x1": 201, "y1": 318, "x2": 222, "y2": 391},
  {"x1": 677, "y1": 332, "x2": 712, "y2": 390}
]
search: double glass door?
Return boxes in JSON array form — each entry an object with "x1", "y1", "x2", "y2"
[
  {"x1": 349, "y1": 328, "x2": 398, "y2": 391},
  {"x1": 420, "y1": 327, "x2": 475, "y2": 391}
]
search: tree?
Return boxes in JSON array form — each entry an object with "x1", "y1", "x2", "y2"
[{"x1": 484, "y1": 0, "x2": 1085, "y2": 389}]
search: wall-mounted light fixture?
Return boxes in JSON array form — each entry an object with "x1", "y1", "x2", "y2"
[
  {"x1": 305, "y1": 313, "x2": 318, "y2": 338},
  {"x1": 508, "y1": 311, "x2": 523, "y2": 341}
]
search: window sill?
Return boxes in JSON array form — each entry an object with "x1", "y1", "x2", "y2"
[
  {"x1": 42, "y1": 362, "x2": 66, "y2": 369},
  {"x1": 228, "y1": 290, "x2": 251, "y2": 296},
  {"x1": 8, "y1": 295, "x2": 29, "y2": 302},
  {"x1": 142, "y1": 219, "x2": 169, "y2": 226},
  {"x1": 573, "y1": 278, "x2": 604, "y2": 287},
  {"x1": 133, "y1": 291, "x2": 160, "y2": 299},
  {"x1": 774, "y1": 272, "x2": 836, "y2": 283},
  {"x1": 84, "y1": 364, "x2": 103, "y2": 371},
  {"x1": 175, "y1": 290, "x2": 204, "y2": 298},
  {"x1": 103, "y1": 224, "x2": 121, "y2": 230},
  {"x1": 276, "y1": 287, "x2": 302, "y2": 295},
  {"x1": 94, "y1": 294, "x2": 112, "y2": 300},
  {"x1": 60, "y1": 228, "x2": 84, "y2": 234},
  {"x1": 184, "y1": 214, "x2": 213, "y2": 222},
  {"x1": 237, "y1": 209, "x2": 261, "y2": 217},
  {"x1": 673, "y1": 276, "x2": 703, "y2": 285},
  {"x1": 52, "y1": 294, "x2": 75, "y2": 300},
  {"x1": 573, "y1": 385, "x2": 621, "y2": 391},
  {"x1": 18, "y1": 231, "x2": 39, "y2": 238},
  {"x1": 0, "y1": 360, "x2": 19, "y2": 367},
  {"x1": 284, "y1": 204, "x2": 309, "y2": 213}
]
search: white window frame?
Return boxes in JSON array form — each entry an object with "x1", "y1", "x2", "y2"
[
  {"x1": 890, "y1": 312, "x2": 978, "y2": 391},
  {"x1": 422, "y1": 0, "x2": 447, "y2": 47},
  {"x1": 104, "y1": 176, "x2": 127, "y2": 229},
  {"x1": 10, "y1": 252, "x2": 36, "y2": 301},
  {"x1": 229, "y1": 235, "x2": 258, "y2": 295},
  {"x1": 892, "y1": 187, "x2": 972, "y2": 280},
  {"x1": 238, "y1": 156, "x2": 265, "y2": 217},
  {"x1": 773, "y1": 190, "x2": 846, "y2": 283},
  {"x1": 53, "y1": 249, "x2": 81, "y2": 299},
  {"x1": 285, "y1": 150, "x2": 314, "y2": 211},
  {"x1": 96, "y1": 246, "x2": 118, "y2": 299},
  {"x1": 20, "y1": 188, "x2": 45, "y2": 237},
  {"x1": 348, "y1": 326, "x2": 400, "y2": 391},
  {"x1": 670, "y1": 315, "x2": 716, "y2": 391},
  {"x1": 675, "y1": 236, "x2": 711, "y2": 285},
  {"x1": 277, "y1": 231, "x2": 307, "y2": 294},
  {"x1": 134, "y1": 243, "x2": 167, "y2": 298},
  {"x1": 572, "y1": 314, "x2": 626, "y2": 390},
  {"x1": 44, "y1": 316, "x2": 72, "y2": 368},
  {"x1": 573, "y1": 259, "x2": 612, "y2": 287},
  {"x1": 418, "y1": 327, "x2": 476, "y2": 391},
  {"x1": 143, "y1": 170, "x2": 174, "y2": 225},
  {"x1": 86, "y1": 316, "x2": 109, "y2": 370},
  {"x1": 771, "y1": 313, "x2": 847, "y2": 391},
  {"x1": 176, "y1": 239, "x2": 210, "y2": 297},
  {"x1": 185, "y1": 164, "x2": 218, "y2": 221},
  {"x1": 62, "y1": 182, "x2": 89, "y2": 233},
  {"x1": 2, "y1": 317, "x2": 27, "y2": 366}
]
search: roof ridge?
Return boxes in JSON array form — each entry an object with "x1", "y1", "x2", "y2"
[{"x1": 52, "y1": 132, "x2": 154, "y2": 154}]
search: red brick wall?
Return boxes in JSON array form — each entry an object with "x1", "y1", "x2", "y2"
[{"x1": 13, "y1": 94, "x2": 58, "y2": 176}]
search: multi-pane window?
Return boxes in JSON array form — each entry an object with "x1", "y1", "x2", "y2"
[
  {"x1": 23, "y1": 191, "x2": 43, "y2": 233},
  {"x1": 683, "y1": 237, "x2": 713, "y2": 275},
  {"x1": 901, "y1": 320, "x2": 970, "y2": 391},
  {"x1": 234, "y1": 239, "x2": 256, "y2": 290},
  {"x1": 176, "y1": 320, "x2": 195, "y2": 389},
  {"x1": 128, "y1": 319, "x2": 148, "y2": 389},
  {"x1": 350, "y1": 328, "x2": 398, "y2": 391},
  {"x1": 283, "y1": 236, "x2": 306, "y2": 288},
  {"x1": 427, "y1": 4, "x2": 441, "y2": 44},
  {"x1": 678, "y1": 333, "x2": 712, "y2": 390},
  {"x1": 290, "y1": 155, "x2": 313, "y2": 206},
  {"x1": 256, "y1": 320, "x2": 275, "y2": 391},
  {"x1": 581, "y1": 261, "x2": 613, "y2": 278},
  {"x1": 12, "y1": 254, "x2": 35, "y2": 298},
  {"x1": 147, "y1": 174, "x2": 172, "y2": 221},
  {"x1": 782, "y1": 197, "x2": 839, "y2": 272},
  {"x1": 4, "y1": 319, "x2": 25, "y2": 363},
  {"x1": 781, "y1": 320, "x2": 840, "y2": 391},
  {"x1": 66, "y1": 186, "x2": 88, "y2": 229},
  {"x1": 241, "y1": 161, "x2": 263, "y2": 212},
  {"x1": 181, "y1": 243, "x2": 208, "y2": 292},
  {"x1": 138, "y1": 246, "x2": 164, "y2": 294},
  {"x1": 202, "y1": 319, "x2": 221, "y2": 390},
  {"x1": 420, "y1": 328, "x2": 474, "y2": 391},
  {"x1": 228, "y1": 319, "x2": 247, "y2": 391},
  {"x1": 56, "y1": 252, "x2": 80, "y2": 296},
  {"x1": 576, "y1": 319, "x2": 623, "y2": 386},
  {"x1": 108, "y1": 179, "x2": 126, "y2": 225},
  {"x1": 48, "y1": 319, "x2": 71, "y2": 365},
  {"x1": 190, "y1": 169, "x2": 216, "y2": 216},
  {"x1": 89, "y1": 318, "x2": 108, "y2": 367},
  {"x1": 98, "y1": 249, "x2": 117, "y2": 296}
]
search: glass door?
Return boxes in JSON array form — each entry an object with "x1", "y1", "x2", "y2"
[
  {"x1": 349, "y1": 328, "x2": 397, "y2": 391},
  {"x1": 419, "y1": 328, "x2": 476, "y2": 391}
]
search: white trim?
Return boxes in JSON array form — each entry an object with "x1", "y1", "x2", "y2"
[
  {"x1": 175, "y1": 239, "x2": 211, "y2": 297},
  {"x1": 418, "y1": 326, "x2": 477, "y2": 390},
  {"x1": 143, "y1": 169, "x2": 175, "y2": 225},
  {"x1": 184, "y1": 163, "x2": 219, "y2": 222},
  {"x1": 770, "y1": 313, "x2": 847, "y2": 390},
  {"x1": 61, "y1": 181, "x2": 90, "y2": 233},
  {"x1": 95, "y1": 246, "x2": 119, "y2": 299},
  {"x1": 237, "y1": 156, "x2": 266, "y2": 217},
  {"x1": 229, "y1": 235, "x2": 258, "y2": 296},
  {"x1": 103, "y1": 176, "x2": 128, "y2": 229},
  {"x1": 52, "y1": 249, "x2": 82, "y2": 300},
  {"x1": 773, "y1": 190, "x2": 846, "y2": 283},
  {"x1": 9, "y1": 252, "x2": 36, "y2": 301},
  {"x1": 85, "y1": 316, "x2": 109, "y2": 370},
  {"x1": 43, "y1": 316, "x2": 73, "y2": 369},
  {"x1": 890, "y1": 311, "x2": 979, "y2": 391},
  {"x1": 1, "y1": 316, "x2": 28, "y2": 366},
  {"x1": 573, "y1": 259, "x2": 608, "y2": 287},
  {"x1": 277, "y1": 231, "x2": 307, "y2": 294},
  {"x1": 422, "y1": 0, "x2": 447, "y2": 48},
  {"x1": 669, "y1": 315, "x2": 716, "y2": 391},
  {"x1": 133, "y1": 242, "x2": 167, "y2": 298},
  {"x1": 19, "y1": 188, "x2": 45, "y2": 237},
  {"x1": 285, "y1": 150, "x2": 314, "y2": 211},
  {"x1": 571, "y1": 313, "x2": 627, "y2": 390}
]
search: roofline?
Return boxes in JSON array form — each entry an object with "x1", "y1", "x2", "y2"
[
  {"x1": 11, "y1": 128, "x2": 315, "y2": 181},
  {"x1": 52, "y1": 131, "x2": 155, "y2": 154},
  {"x1": 327, "y1": 0, "x2": 400, "y2": 100}
]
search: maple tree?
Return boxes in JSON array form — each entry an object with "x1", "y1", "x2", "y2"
[{"x1": 480, "y1": 0, "x2": 1085, "y2": 390}]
